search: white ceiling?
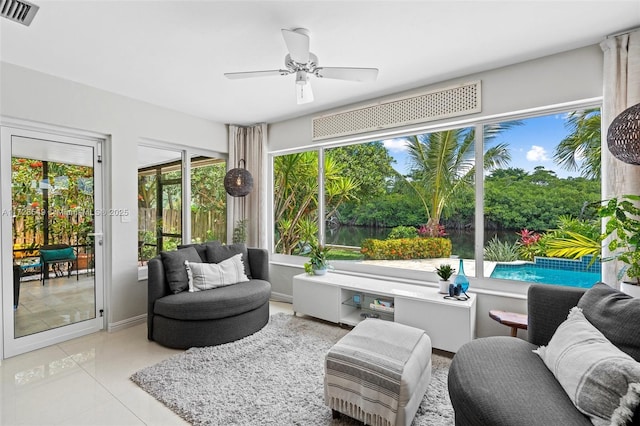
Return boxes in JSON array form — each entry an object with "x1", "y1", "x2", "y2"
[{"x1": 1, "y1": 1, "x2": 639, "y2": 125}]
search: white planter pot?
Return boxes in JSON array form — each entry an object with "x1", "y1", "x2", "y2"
[
  {"x1": 620, "y1": 281, "x2": 640, "y2": 298},
  {"x1": 313, "y1": 267, "x2": 328, "y2": 276},
  {"x1": 438, "y1": 280, "x2": 450, "y2": 294}
]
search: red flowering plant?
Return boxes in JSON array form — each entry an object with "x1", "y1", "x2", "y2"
[
  {"x1": 517, "y1": 228, "x2": 544, "y2": 261},
  {"x1": 418, "y1": 223, "x2": 447, "y2": 238}
]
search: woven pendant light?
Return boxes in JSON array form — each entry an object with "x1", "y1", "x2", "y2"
[
  {"x1": 224, "y1": 159, "x2": 254, "y2": 197},
  {"x1": 607, "y1": 102, "x2": 640, "y2": 165}
]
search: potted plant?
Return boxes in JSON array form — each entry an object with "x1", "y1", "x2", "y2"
[
  {"x1": 599, "y1": 195, "x2": 640, "y2": 295},
  {"x1": 304, "y1": 243, "x2": 331, "y2": 275},
  {"x1": 436, "y1": 263, "x2": 455, "y2": 294}
]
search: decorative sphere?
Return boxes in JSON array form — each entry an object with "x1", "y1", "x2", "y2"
[
  {"x1": 224, "y1": 168, "x2": 254, "y2": 197},
  {"x1": 607, "y1": 103, "x2": 640, "y2": 165}
]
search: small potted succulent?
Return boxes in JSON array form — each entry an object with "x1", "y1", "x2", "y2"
[
  {"x1": 436, "y1": 263, "x2": 455, "y2": 294},
  {"x1": 599, "y1": 195, "x2": 640, "y2": 295},
  {"x1": 304, "y1": 243, "x2": 331, "y2": 275}
]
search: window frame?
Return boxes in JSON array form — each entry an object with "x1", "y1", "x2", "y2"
[
  {"x1": 137, "y1": 142, "x2": 227, "y2": 278},
  {"x1": 268, "y1": 98, "x2": 603, "y2": 295}
]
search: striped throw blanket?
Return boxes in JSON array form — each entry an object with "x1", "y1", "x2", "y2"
[{"x1": 324, "y1": 319, "x2": 427, "y2": 426}]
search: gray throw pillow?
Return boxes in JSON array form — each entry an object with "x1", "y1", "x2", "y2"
[
  {"x1": 178, "y1": 241, "x2": 221, "y2": 262},
  {"x1": 206, "y1": 243, "x2": 251, "y2": 278},
  {"x1": 160, "y1": 246, "x2": 202, "y2": 294},
  {"x1": 578, "y1": 283, "x2": 640, "y2": 362},
  {"x1": 534, "y1": 307, "x2": 640, "y2": 426}
]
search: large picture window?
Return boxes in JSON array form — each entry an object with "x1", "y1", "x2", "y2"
[{"x1": 272, "y1": 105, "x2": 602, "y2": 289}]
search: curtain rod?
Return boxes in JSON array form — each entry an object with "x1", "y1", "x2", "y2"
[{"x1": 607, "y1": 26, "x2": 640, "y2": 39}]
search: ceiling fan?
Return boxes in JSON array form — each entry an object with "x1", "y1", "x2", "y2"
[{"x1": 224, "y1": 28, "x2": 379, "y2": 104}]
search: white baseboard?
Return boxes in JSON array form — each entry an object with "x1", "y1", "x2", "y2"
[
  {"x1": 270, "y1": 292, "x2": 293, "y2": 303},
  {"x1": 108, "y1": 314, "x2": 147, "y2": 332}
]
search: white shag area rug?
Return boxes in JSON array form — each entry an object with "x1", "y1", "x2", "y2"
[{"x1": 131, "y1": 313, "x2": 454, "y2": 425}]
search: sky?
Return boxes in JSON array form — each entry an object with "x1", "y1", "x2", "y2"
[{"x1": 384, "y1": 113, "x2": 585, "y2": 179}]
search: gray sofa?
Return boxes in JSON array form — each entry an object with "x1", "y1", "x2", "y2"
[
  {"x1": 448, "y1": 283, "x2": 640, "y2": 426},
  {"x1": 147, "y1": 242, "x2": 271, "y2": 349}
]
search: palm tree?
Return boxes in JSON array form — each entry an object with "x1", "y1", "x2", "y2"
[
  {"x1": 404, "y1": 125, "x2": 513, "y2": 228},
  {"x1": 553, "y1": 108, "x2": 601, "y2": 180}
]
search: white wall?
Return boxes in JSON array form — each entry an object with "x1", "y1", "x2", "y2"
[
  {"x1": 269, "y1": 45, "x2": 603, "y2": 151},
  {"x1": 267, "y1": 44, "x2": 604, "y2": 338},
  {"x1": 0, "y1": 62, "x2": 227, "y2": 330}
]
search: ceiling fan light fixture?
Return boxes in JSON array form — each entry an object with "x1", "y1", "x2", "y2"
[
  {"x1": 296, "y1": 82, "x2": 314, "y2": 104},
  {"x1": 295, "y1": 70, "x2": 308, "y2": 85}
]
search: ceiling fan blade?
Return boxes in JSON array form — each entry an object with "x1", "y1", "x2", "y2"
[
  {"x1": 224, "y1": 70, "x2": 288, "y2": 80},
  {"x1": 281, "y1": 28, "x2": 310, "y2": 64},
  {"x1": 316, "y1": 67, "x2": 379, "y2": 82},
  {"x1": 296, "y1": 81, "x2": 314, "y2": 104}
]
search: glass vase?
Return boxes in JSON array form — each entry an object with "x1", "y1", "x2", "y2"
[{"x1": 454, "y1": 259, "x2": 469, "y2": 293}]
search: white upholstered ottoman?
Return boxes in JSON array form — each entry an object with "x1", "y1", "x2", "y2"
[{"x1": 324, "y1": 319, "x2": 432, "y2": 426}]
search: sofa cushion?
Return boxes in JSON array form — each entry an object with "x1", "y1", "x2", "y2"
[
  {"x1": 185, "y1": 254, "x2": 249, "y2": 292},
  {"x1": 178, "y1": 241, "x2": 221, "y2": 262},
  {"x1": 153, "y1": 279, "x2": 271, "y2": 321},
  {"x1": 41, "y1": 247, "x2": 76, "y2": 262},
  {"x1": 578, "y1": 282, "x2": 640, "y2": 362},
  {"x1": 207, "y1": 243, "x2": 252, "y2": 278},
  {"x1": 448, "y1": 336, "x2": 592, "y2": 426},
  {"x1": 535, "y1": 307, "x2": 640, "y2": 426},
  {"x1": 160, "y1": 246, "x2": 202, "y2": 294}
]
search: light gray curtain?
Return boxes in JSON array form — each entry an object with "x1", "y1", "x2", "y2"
[
  {"x1": 600, "y1": 29, "x2": 640, "y2": 286},
  {"x1": 227, "y1": 123, "x2": 268, "y2": 249}
]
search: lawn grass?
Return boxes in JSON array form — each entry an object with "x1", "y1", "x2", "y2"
[{"x1": 326, "y1": 249, "x2": 364, "y2": 261}]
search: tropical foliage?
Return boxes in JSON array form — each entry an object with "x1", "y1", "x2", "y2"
[
  {"x1": 483, "y1": 236, "x2": 520, "y2": 262},
  {"x1": 554, "y1": 109, "x2": 601, "y2": 180},
  {"x1": 599, "y1": 195, "x2": 640, "y2": 284},
  {"x1": 543, "y1": 216, "x2": 601, "y2": 263},
  {"x1": 484, "y1": 167, "x2": 600, "y2": 230},
  {"x1": 12, "y1": 157, "x2": 94, "y2": 255},
  {"x1": 273, "y1": 151, "x2": 360, "y2": 254},
  {"x1": 402, "y1": 125, "x2": 512, "y2": 228}
]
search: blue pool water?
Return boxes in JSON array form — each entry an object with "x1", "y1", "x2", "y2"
[{"x1": 490, "y1": 263, "x2": 601, "y2": 288}]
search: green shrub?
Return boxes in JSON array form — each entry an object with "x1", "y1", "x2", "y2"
[
  {"x1": 483, "y1": 236, "x2": 520, "y2": 262},
  {"x1": 361, "y1": 237, "x2": 452, "y2": 260},
  {"x1": 387, "y1": 226, "x2": 418, "y2": 240}
]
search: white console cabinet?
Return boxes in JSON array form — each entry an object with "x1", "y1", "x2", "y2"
[{"x1": 293, "y1": 272, "x2": 476, "y2": 352}]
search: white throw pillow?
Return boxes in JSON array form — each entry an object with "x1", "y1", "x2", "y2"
[
  {"x1": 185, "y1": 253, "x2": 249, "y2": 292},
  {"x1": 534, "y1": 307, "x2": 640, "y2": 426}
]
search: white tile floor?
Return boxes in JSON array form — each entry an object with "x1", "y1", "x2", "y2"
[{"x1": 0, "y1": 301, "x2": 294, "y2": 426}]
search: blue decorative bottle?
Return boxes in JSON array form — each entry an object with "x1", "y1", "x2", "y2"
[{"x1": 454, "y1": 259, "x2": 469, "y2": 294}]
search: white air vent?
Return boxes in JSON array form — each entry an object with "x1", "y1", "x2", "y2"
[
  {"x1": 1, "y1": 0, "x2": 39, "y2": 26},
  {"x1": 312, "y1": 81, "x2": 481, "y2": 141}
]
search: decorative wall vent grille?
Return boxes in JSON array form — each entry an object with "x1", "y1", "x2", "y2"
[
  {"x1": 312, "y1": 81, "x2": 481, "y2": 141},
  {"x1": 1, "y1": 0, "x2": 39, "y2": 26}
]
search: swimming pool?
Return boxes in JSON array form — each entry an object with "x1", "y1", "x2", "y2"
[{"x1": 490, "y1": 263, "x2": 601, "y2": 288}]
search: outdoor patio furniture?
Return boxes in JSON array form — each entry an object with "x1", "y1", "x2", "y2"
[{"x1": 40, "y1": 244, "x2": 78, "y2": 284}]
